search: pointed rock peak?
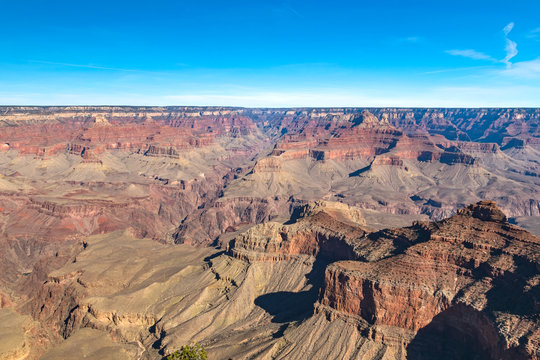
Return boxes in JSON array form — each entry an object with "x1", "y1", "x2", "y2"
[
  {"x1": 93, "y1": 114, "x2": 111, "y2": 127},
  {"x1": 380, "y1": 113, "x2": 390, "y2": 125},
  {"x1": 142, "y1": 114, "x2": 155, "y2": 124},
  {"x1": 350, "y1": 111, "x2": 387, "y2": 128},
  {"x1": 457, "y1": 200, "x2": 507, "y2": 222},
  {"x1": 289, "y1": 200, "x2": 366, "y2": 225}
]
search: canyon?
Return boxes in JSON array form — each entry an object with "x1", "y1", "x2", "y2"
[{"x1": 0, "y1": 107, "x2": 539, "y2": 359}]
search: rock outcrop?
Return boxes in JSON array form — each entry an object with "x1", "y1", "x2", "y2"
[
  {"x1": 0, "y1": 106, "x2": 539, "y2": 360},
  {"x1": 5, "y1": 199, "x2": 539, "y2": 360},
  {"x1": 320, "y1": 201, "x2": 539, "y2": 359},
  {"x1": 251, "y1": 107, "x2": 540, "y2": 146},
  {"x1": 227, "y1": 200, "x2": 540, "y2": 359},
  {"x1": 229, "y1": 201, "x2": 369, "y2": 262}
]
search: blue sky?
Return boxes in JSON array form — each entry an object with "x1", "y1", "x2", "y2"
[{"x1": 1, "y1": 0, "x2": 539, "y2": 106}]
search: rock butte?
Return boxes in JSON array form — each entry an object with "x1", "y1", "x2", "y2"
[
  {"x1": 229, "y1": 200, "x2": 540, "y2": 359},
  {"x1": 177, "y1": 109, "x2": 540, "y2": 245},
  {"x1": 0, "y1": 107, "x2": 538, "y2": 360}
]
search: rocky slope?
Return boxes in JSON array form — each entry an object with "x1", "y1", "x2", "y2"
[
  {"x1": 1, "y1": 107, "x2": 539, "y2": 249},
  {"x1": 227, "y1": 200, "x2": 539, "y2": 359},
  {"x1": 0, "y1": 107, "x2": 539, "y2": 359},
  {"x1": 0, "y1": 107, "x2": 267, "y2": 284},
  {"x1": 179, "y1": 110, "x2": 540, "y2": 245},
  {"x1": 249, "y1": 107, "x2": 540, "y2": 146},
  {"x1": 0, "y1": 107, "x2": 270, "y2": 360},
  {"x1": 320, "y1": 201, "x2": 539, "y2": 359},
  {"x1": 6, "y1": 201, "x2": 537, "y2": 360}
]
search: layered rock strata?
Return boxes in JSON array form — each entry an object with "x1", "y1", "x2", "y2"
[{"x1": 228, "y1": 201, "x2": 540, "y2": 359}]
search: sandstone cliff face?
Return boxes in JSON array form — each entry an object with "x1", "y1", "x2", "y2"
[
  {"x1": 17, "y1": 231, "x2": 325, "y2": 359},
  {"x1": 178, "y1": 110, "x2": 539, "y2": 246},
  {"x1": 268, "y1": 111, "x2": 484, "y2": 167},
  {"x1": 229, "y1": 201, "x2": 369, "y2": 262},
  {"x1": 0, "y1": 108, "x2": 258, "y2": 157},
  {"x1": 6, "y1": 200, "x2": 539, "y2": 360},
  {"x1": 172, "y1": 195, "x2": 297, "y2": 246},
  {"x1": 318, "y1": 201, "x2": 539, "y2": 359},
  {"x1": 0, "y1": 107, "x2": 539, "y2": 360},
  {"x1": 2, "y1": 106, "x2": 539, "y2": 246},
  {"x1": 0, "y1": 107, "x2": 271, "y2": 359},
  {"x1": 0, "y1": 107, "x2": 268, "y2": 279},
  {"x1": 237, "y1": 110, "x2": 539, "y2": 235},
  {"x1": 250, "y1": 107, "x2": 540, "y2": 146},
  {"x1": 226, "y1": 200, "x2": 540, "y2": 360},
  {"x1": 3, "y1": 106, "x2": 538, "y2": 151}
]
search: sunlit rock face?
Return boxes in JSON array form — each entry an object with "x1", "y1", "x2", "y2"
[
  {"x1": 228, "y1": 201, "x2": 540, "y2": 360},
  {"x1": 0, "y1": 107, "x2": 539, "y2": 359}
]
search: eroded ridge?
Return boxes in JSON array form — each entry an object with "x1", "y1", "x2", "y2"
[{"x1": 228, "y1": 200, "x2": 540, "y2": 359}]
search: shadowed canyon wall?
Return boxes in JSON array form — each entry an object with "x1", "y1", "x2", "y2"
[{"x1": 0, "y1": 107, "x2": 538, "y2": 359}]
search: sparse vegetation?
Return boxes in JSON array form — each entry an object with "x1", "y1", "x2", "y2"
[{"x1": 166, "y1": 343, "x2": 208, "y2": 360}]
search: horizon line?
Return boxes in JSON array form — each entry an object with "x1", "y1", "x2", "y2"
[{"x1": 1, "y1": 105, "x2": 540, "y2": 109}]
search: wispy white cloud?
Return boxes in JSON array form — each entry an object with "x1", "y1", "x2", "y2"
[
  {"x1": 2, "y1": 84, "x2": 540, "y2": 108},
  {"x1": 30, "y1": 60, "x2": 138, "y2": 72},
  {"x1": 272, "y1": 4, "x2": 304, "y2": 19},
  {"x1": 394, "y1": 36, "x2": 423, "y2": 44},
  {"x1": 283, "y1": 4, "x2": 304, "y2": 18},
  {"x1": 502, "y1": 22, "x2": 518, "y2": 67},
  {"x1": 500, "y1": 58, "x2": 540, "y2": 78},
  {"x1": 445, "y1": 22, "x2": 519, "y2": 68},
  {"x1": 404, "y1": 36, "x2": 421, "y2": 43},
  {"x1": 503, "y1": 22, "x2": 514, "y2": 36},
  {"x1": 423, "y1": 65, "x2": 494, "y2": 75},
  {"x1": 432, "y1": 85, "x2": 540, "y2": 107},
  {"x1": 445, "y1": 49, "x2": 496, "y2": 61},
  {"x1": 526, "y1": 27, "x2": 540, "y2": 41}
]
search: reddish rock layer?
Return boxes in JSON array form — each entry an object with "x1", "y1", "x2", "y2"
[
  {"x1": 251, "y1": 107, "x2": 540, "y2": 145},
  {"x1": 0, "y1": 111, "x2": 257, "y2": 158},
  {"x1": 229, "y1": 201, "x2": 369, "y2": 262},
  {"x1": 319, "y1": 201, "x2": 539, "y2": 359},
  {"x1": 227, "y1": 200, "x2": 539, "y2": 359},
  {"x1": 269, "y1": 111, "x2": 480, "y2": 166}
]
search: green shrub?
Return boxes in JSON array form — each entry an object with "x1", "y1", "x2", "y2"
[{"x1": 166, "y1": 343, "x2": 208, "y2": 360}]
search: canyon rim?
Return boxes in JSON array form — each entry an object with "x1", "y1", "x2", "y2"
[{"x1": 1, "y1": 0, "x2": 540, "y2": 359}]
